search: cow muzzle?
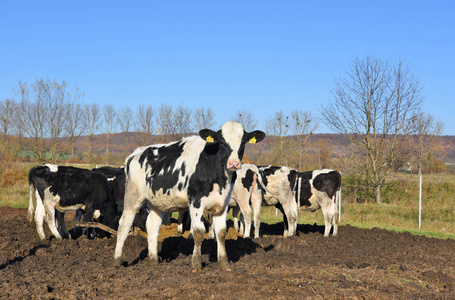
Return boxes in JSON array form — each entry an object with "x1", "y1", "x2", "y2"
[{"x1": 227, "y1": 159, "x2": 241, "y2": 171}]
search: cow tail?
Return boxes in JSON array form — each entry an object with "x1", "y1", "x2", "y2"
[
  {"x1": 250, "y1": 173, "x2": 258, "y2": 203},
  {"x1": 297, "y1": 176, "x2": 301, "y2": 206},
  {"x1": 334, "y1": 171, "x2": 342, "y2": 223},
  {"x1": 27, "y1": 175, "x2": 35, "y2": 223},
  {"x1": 256, "y1": 171, "x2": 274, "y2": 195}
]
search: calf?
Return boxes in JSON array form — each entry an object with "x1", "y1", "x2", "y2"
[
  {"x1": 228, "y1": 164, "x2": 262, "y2": 238},
  {"x1": 296, "y1": 169, "x2": 341, "y2": 237},
  {"x1": 28, "y1": 164, "x2": 116, "y2": 240},
  {"x1": 113, "y1": 121, "x2": 265, "y2": 271},
  {"x1": 252, "y1": 165, "x2": 299, "y2": 238},
  {"x1": 91, "y1": 166, "x2": 152, "y2": 232},
  {"x1": 74, "y1": 166, "x2": 152, "y2": 236}
]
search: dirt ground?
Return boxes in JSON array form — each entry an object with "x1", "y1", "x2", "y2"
[{"x1": 1, "y1": 207, "x2": 455, "y2": 299}]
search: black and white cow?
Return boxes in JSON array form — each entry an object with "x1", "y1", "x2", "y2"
[
  {"x1": 295, "y1": 169, "x2": 341, "y2": 237},
  {"x1": 28, "y1": 164, "x2": 117, "y2": 240},
  {"x1": 113, "y1": 121, "x2": 265, "y2": 271},
  {"x1": 228, "y1": 164, "x2": 262, "y2": 238},
  {"x1": 184, "y1": 164, "x2": 299, "y2": 239},
  {"x1": 235, "y1": 165, "x2": 299, "y2": 238},
  {"x1": 90, "y1": 166, "x2": 154, "y2": 232}
]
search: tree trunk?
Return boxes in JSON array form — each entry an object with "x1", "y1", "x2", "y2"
[{"x1": 375, "y1": 185, "x2": 382, "y2": 203}]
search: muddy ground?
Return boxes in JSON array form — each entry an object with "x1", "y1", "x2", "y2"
[{"x1": 1, "y1": 207, "x2": 455, "y2": 299}]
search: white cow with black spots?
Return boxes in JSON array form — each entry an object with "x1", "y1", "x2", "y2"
[
  {"x1": 295, "y1": 169, "x2": 342, "y2": 237},
  {"x1": 113, "y1": 121, "x2": 265, "y2": 271}
]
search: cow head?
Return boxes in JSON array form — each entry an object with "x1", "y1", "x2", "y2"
[{"x1": 199, "y1": 121, "x2": 265, "y2": 172}]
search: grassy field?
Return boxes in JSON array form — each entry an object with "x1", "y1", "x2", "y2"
[{"x1": 2, "y1": 162, "x2": 455, "y2": 239}]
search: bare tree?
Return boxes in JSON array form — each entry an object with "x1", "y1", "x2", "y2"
[
  {"x1": 117, "y1": 107, "x2": 134, "y2": 147},
  {"x1": 321, "y1": 57, "x2": 423, "y2": 203},
  {"x1": 0, "y1": 99, "x2": 16, "y2": 160},
  {"x1": 232, "y1": 110, "x2": 258, "y2": 132},
  {"x1": 0, "y1": 99, "x2": 15, "y2": 145},
  {"x1": 411, "y1": 113, "x2": 445, "y2": 175},
  {"x1": 193, "y1": 107, "x2": 216, "y2": 130},
  {"x1": 83, "y1": 103, "x2": 101, "y2": 164},
  {"x1": 174, "y1": 105, "x2": 193, "y2": 138},
  {"x1": 135, "y1": 105, "x2": 155, "y2": 146},
  {"x1": 291, "y1": 110, "x2": 319, "y2": 168},
  {"x1": 265, "y1": 111, "x2": 291, "y2": 165},
  {"x1": 102, "y1": 105, "x2": 117, "y2": 165},
  {"x1": 156, "y1": 104, "x2": 174, "y2": 136},
  {"x1": 65, "y1": 100, "x2": 84, "y2": 160},
  {"x1": 14, "y1": 78, "x2": 84, "y2": 163}
]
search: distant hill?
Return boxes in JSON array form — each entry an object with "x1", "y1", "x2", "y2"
[{"x1": 71, "y1": 132, "x2": 455, "y2": 165}]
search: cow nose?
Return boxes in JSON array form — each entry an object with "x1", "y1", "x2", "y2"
[{"x1": 228, "y1": 160, "x2": 241, "y2": 171}]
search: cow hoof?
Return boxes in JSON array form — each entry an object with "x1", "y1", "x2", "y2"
[
  {"x1": 220, "y1": 264, "x2": 232, "y2": 272},
  {"x1": 149, "y1": 258, "x2": 159, "y2": 268},
  {"x1": 191, "y1": 265, "x2": 202, "y2": 273},
  {"x1": 219, "y1": 259, "x2": 231, "y2": 271},
  {"x1": 113, "y1": 257, "x2": 123, "y2": 268},
  {"x1": 221, "y1": 265, "x2": 232, "y2": 272},
  {"x1": 191, "y1": 262, "x2": 202, "y2": 272}
]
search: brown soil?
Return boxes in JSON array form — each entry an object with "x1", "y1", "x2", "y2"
[{"x1": 1, "y1": 207, "x2": 455, "y2": 299}]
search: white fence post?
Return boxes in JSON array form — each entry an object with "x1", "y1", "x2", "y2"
[
  {"x1": 419, "y1": 174, "x2": 422, "y2": 229},
  {"x1": 338, "y1": 186, "x2": 342, "y2": 223}
]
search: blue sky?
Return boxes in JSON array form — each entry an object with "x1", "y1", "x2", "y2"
[{"x1": 1, "y1": 1, "x2": 454, "y2": 134}]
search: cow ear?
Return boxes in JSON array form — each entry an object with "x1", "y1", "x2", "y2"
[
  {"x1": 247, "y1": 130, "x2": 266, "y2": 144},
  {"x1": 199, "y1": 129, "x2": 219, "y2": 143}
]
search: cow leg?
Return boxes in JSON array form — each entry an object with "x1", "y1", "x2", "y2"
[
  {"x1": 281, "y1": 200, "x2": 298, "y2": 237},
  {"x1": 56, "y1": 210, "x2": 69, "y2": 239},
  {"x1": 275, "y1": 204, "x2": 288, "y2": 236},
  {"x1": 146, "y1": 207, "x2": 164, "y2": 266},
  {"x1": 276, "y1": 201, "x2": 297, "y2": 237},
  {"x1": 71, "y1": 209, "x2": 84, "y2": 238},
  {"x1": 177, "y1": 211, "x2": 191, "y2": 235},
  {"x1": 332, "y1": 194, "x2": 339, "y2": 236},
  {"x1": 114, "y1": 200, "x2": 144, "y2": 267},
  {"x1": 189, "y1": 206, "x2": 206, "y2": 272},
  {"x1": 177, "y1": 211, "x2": 184, "y2": 235},
  {"x1": 251, "y1": 189, "x2": 262, "y2": 238},
  {"x1": 28, "y1": 184, "x2": 35, "y2": 223},
  {"x1": 34, "y1": 191, "x2": 46, "y2": 240},
  {"x1": 232, "y1": 206, "x2": 240, "y2": 233},
  {"x1": 82, "y1": 204, "x2": 98, "y2": 239},
  {"x1": 41, "y1": 190, "x2": 62, "y2": 240},
  {"x1": 237, "y1": 201, "x2": 252, "y2": 238},
  {"x1": 44, "y1": 204, "x2": 62, "y2": 240},
  {"x1": 320, "y1": 195, "x2": 334, "y2": 237},
  {"x1": 212, "y1": 209, "x2": 231, "y2": 271},
  {"x1": 238, "y1": 212, "x2": 245, "y2": 237}
]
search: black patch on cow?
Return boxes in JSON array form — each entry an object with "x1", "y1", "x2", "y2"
[
  {"x1": 296, "y1": 171, "x2": 313, "y2": 207},
  {"x1": 188, "y1": 133, "x2": 233, "y2": 209},
  {"x1": 231, "y1": 171, "x2": 237, "y2": 184},
  {"x1": 312, "y1": 171, "x2": 341, "y2": 199},
  {"x1": 92, "y1": 166, "x2": 126, "y2": 213},
  {"x1": 258, "y1": 166, "x2": 282, "y2": 189},
  {"x1": 181, "y1": 162, "x2": 186, "y2": 177},
  {"x1": 139, "y1": 142, "x2": 185, "y2": 195},
  {"x1": 288, "y1": 170, "x2": 298, "y2": 192},
  {"x1": 126, "y1": 156, "x2": 134, "y2": 174},
  {"x1": 241, "y1": 169, "x2": 256, "y2": 190},
  {"x1": 296, "y1": 170, "x2": 341, "y2": 207}
]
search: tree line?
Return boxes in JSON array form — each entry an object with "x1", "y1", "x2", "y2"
[
  {"x1": 0, "y1": 78, "x2": 318, "y2": 165},
  {"x1": 0, "y1": 56, "x2": 448, "y2": 203}
]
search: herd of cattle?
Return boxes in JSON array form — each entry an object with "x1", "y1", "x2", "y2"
[{"x1": 26, "y1": 121, "x2": 341, "y2": 271}]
